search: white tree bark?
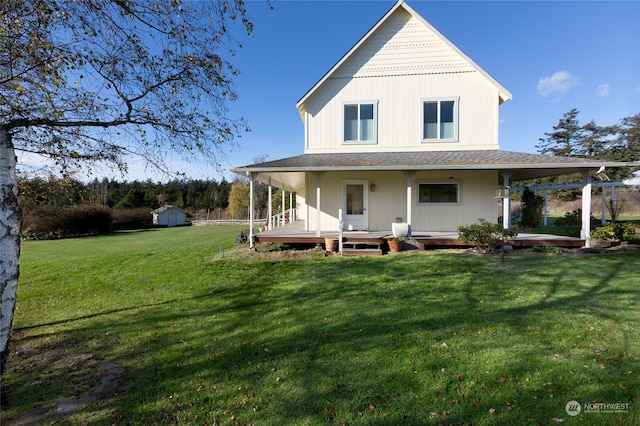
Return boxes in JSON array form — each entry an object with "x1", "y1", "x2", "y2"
[{"x1": 0, "y1": 128, "x2": 21, "y2": 374}]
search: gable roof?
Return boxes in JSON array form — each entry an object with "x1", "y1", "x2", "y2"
[
  {"x1": 151, "y1": 204, "x2": 190, "y2": 215},
  {"x1": 296, "y1": 0, "x2": 512, "y2": 120}
]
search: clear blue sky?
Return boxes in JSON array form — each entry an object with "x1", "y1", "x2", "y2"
[
  {"x1": 227, "y1": 0, "x2": 640, "y2": 168},
  {"x1": 23, "y1": 0, "x2": 640, "y2": 182}
]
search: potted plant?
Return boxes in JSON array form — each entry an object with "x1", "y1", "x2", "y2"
[
  {"x1": 324, "y1": 237, "x2": 339, "y2": 252},
  {"x1": 386, "y1": 236, "x2": 403, "y2": 253}
]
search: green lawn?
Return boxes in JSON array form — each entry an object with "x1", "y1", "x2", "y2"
[{"x1": 3, "y1": 226, "x2": 639, "y2": 425}]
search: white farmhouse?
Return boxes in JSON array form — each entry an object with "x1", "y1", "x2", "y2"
[{"x1": 232, "y1": 0, "x2": 633, "y2": 248}]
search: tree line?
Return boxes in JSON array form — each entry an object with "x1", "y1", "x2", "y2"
[
  {"x1": 535, "y1": 109, "x2": 639, "y2": 182},
  {"x1": 525, "y1": 110, "x2": 640, "y2": 201},
  {"x1": 19, "y1": 176, "x2": 233, "y2": 213},
  {"x1": 18, "y1": 175, "x2": 293, "y2": 224}
]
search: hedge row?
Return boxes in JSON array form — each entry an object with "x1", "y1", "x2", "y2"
[{"x1": 22, "y1": 206, "x2": 153, "y2": 239}]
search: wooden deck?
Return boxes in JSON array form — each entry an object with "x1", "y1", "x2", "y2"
[{"x1": 254, "y1": 221, "x2": 585, "y2": 254}]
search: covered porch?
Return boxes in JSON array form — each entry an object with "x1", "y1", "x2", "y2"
[
  {"x1": 253, "y1": 220, "x2": 585, "y2": 256},
  {"x1": 233, "y1": 150, "x2": 637, "y2": 252}
]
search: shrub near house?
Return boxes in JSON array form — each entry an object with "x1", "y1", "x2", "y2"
[
  {"x1": 591, "y1": 222, "x2": 636, "y2": 242},
  {"x1": 457, "y1": 219, "x2": 518, "y2": 253}
]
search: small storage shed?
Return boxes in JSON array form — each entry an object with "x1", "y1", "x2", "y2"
[{"x1": 151, "y1": 205, "x2": 189, "y2": 227}]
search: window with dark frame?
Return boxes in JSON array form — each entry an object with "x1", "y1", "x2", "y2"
[
  {"x1": 422, "y1": 99, "x2": 457, "y2": 141},
  {"x1": 418, "y1": 183, "x2": 459, "y2": 204},
  {"x1": 344, "y1": 102, "x2": 376, "y2": 143}
]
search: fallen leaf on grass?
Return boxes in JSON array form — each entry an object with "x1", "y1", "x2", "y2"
[
  {"x1": 488, "y1": 408, "x2": 496, "y2": 414},
  {"x1": 551, "y1": 418, "x2": 564, "y2": 423}
]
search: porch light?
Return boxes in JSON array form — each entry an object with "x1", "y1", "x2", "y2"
[
  {"x1": 370, "y1": 182, "x2": 376, "y2": 192},
  {"x1": 494, "y1": 186, "x2": 511, "y2": 199}
]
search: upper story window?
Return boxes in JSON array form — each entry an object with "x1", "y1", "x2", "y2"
[
  {"x1": 344, "y1": 101, "x2": 377, "y2": 143},
  {"x1": 422, "y1": 98, "x2": 458, "y2": 142}
]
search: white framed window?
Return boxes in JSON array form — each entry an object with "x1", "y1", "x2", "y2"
[
  {"x1": 417, "y1": 182, "x2": 460, "y2": 205},
  {"x1": 343, "y1": 101, "x2": 377, "y2": 143},
  {"x1": 422, "y1": 98, "x2": 459, "y2": 142}
]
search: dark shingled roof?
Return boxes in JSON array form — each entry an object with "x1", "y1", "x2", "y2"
[
  {"x1": 232, "y1": 150, "x2": 634, "y2": 182},
  {"x1": 236, "y1": 151, "x2": 602, "y2": 169}
]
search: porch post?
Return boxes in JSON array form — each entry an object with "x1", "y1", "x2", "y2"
[
  {"x1": 581, "y1": 172, "x2": 592, "y2": 248},
  {"x1": 315, "y1": 173, "x2": 323, "y2": 237},
  {"x1": 268, "y1": 180, "x2": 273, "y2": 230},
  {"x1": 248, "y1": 173, "x2": 255, "y2": 249},
  {"x1": 289, "y1": 191, "x2": 294, "y2": 223},
  {"x1": 601, "y1": 187, "x2": 606, "y2": 225},
  {"x1": 282, "y1": 189, "x2": 286, "y2": 226},
  {"x1": 611, "y1": 185, "x2": 616, "y2": 221},
  {"x1": 501, "y1": 172, "x2": 511, "y2": 230},
  {"x1": 405, "y1": 171, "x2": 415, "y2": 229},
  {"x1": 543, "y1": 190, "x2": 548, "y2": 226}
]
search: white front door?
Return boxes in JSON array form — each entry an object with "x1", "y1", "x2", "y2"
[{"x1": 343, "y1": 180, "x2": 369, "y2": 231}]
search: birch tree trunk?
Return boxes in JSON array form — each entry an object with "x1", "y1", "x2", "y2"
[{"x1": 0, "y1": 128, "x2": 21, "y2": 374}]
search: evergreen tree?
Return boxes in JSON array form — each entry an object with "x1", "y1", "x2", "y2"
[
  {"x1": 113, "y1": 188, "x2": 147, "y2": 210},
  {"x1": 520, "y1": 188, "x2": 544, "y2": 229},
  {"x1": 536, "y1": 108, "x2": 584, "y2": 157}
]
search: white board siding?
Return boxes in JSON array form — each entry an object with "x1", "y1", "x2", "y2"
[
  {"x1": 412, "y1": 170, "x2": 498, "y2": 231},
  {"x1": 304, "y1": 72, "x2": 500, "y2": 154},
  {"x1": 333, "y1": 8, "x2": 475, "y2": 79},
  {"x1": 304, "y1": 170, "x2": 498, "y2": 232},
  {"x1": 153, "y1": 208, "x2": 187, "y2": 227},
  {"x1": 302, "y1": 6, "x2": 502, "y2": 154}
]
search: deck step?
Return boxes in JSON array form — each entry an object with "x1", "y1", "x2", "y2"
[
  {"x1": 342, "y1": 248, "x2": 383, "y2": 256},
  {"x1": 341, "y1": 241, "x2": 383, "y2": 256}
]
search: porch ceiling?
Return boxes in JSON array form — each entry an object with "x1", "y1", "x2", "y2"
[{"x1": 231, "y1": 150, "x2": 638, "y2": 188}]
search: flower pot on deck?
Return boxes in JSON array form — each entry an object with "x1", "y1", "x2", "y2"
[
  {"x1": 325, "y1": 238, "x2": 339, "y2": 252},
  {"x1": 387, "y1": 239, "x2": 403, "y2": 253}
]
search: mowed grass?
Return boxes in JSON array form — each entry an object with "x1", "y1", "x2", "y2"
[{"x1": 3, "y1": 226, "x2": 639, "y2": 425}]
